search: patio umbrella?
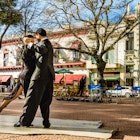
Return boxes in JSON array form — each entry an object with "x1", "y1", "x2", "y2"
[
  {"x1": 55, "y1": 68, "x2": 73, "y2": 85},
  {"x1": 55, "y1": 69, "x2": 73, "y2": 74}
]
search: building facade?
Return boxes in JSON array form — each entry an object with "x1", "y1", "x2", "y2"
[{"x1": 0, "y1": 3, "x2": 140, "y2": 91}]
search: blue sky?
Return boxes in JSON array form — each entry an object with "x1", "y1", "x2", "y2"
[
  {"x1": 1, "y1": 0, "x2": 140, "y2": 37},
  {"x1": 132, "y1": 0, "x2": 140, "y2": 7}
]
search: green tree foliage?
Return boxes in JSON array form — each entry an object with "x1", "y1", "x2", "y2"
[{"x1": 0, "y1": 0, "x2": 22, "y2": 48}]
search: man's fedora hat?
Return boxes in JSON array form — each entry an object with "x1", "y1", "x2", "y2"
[{"x1": 35, "y1": 28, "x2": 46, "y2": 36}]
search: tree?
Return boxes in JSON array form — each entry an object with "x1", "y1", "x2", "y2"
[
  {"x1": 0, "y1": 0, "x2": 22, "y2": 48},
  {"x1": 13, "y1": 0, "x2": 47, "y2": 36},
  {"x1": 1, "y1": 0, "x2": 47, "y2": 48},
  {"x1": 45, "y1": 0, "x2": 138, "y2": 87}
]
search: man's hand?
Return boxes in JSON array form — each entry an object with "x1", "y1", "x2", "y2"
[{"x1": 27, "y1": 42, "x2": 34, "y2": 49}]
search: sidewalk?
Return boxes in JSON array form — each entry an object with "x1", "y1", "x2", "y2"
[
  {"x1": 0, "y1": 115, "x2": 116, "y2": 139},
  {"x1": 1, "y1": 95, "x2": 140, "y2": 139}
]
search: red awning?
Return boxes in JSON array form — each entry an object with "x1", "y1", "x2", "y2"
[
  {"x1": 65, "y1": 74, "x2": 86, "y2": 84},
  {"x1": 54, "y1": 74, "x2": 64, "y2": 84},
  {"x1": 0, "y1": 75, "x2": 11, "y2": 82}
]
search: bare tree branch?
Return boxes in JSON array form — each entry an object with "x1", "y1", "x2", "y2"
[{"x1": 44, "y1": 0, "x2": 138, "y2": 82}]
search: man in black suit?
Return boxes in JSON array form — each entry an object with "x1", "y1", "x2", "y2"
[{"x1": 14, "y1": 28, "x2": 55, "y2": 128}]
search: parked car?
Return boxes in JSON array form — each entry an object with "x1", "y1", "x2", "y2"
[{"x1": 106, "y1": 86, "x2": 136, "y2": 98}]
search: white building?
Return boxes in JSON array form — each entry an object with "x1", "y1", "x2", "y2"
[{"x1": 1, "y1": 3, "x2": 140, "y2": 90}]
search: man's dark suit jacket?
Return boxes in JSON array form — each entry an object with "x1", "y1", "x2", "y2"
[{"x1": 30, "y1": 38, "x2": 55, "y2": 81}]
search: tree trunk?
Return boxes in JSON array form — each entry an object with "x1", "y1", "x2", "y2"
[
  {"x1": 96, "y1": 58, "x2": 106, "y2": 82},
  {"x1": 96, "y1": 58, "x2": 106, "y2": 102},
  {"x1": 0, "y1": 24, "x2": 11, "y2": 49}
]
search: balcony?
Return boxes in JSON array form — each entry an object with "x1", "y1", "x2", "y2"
[{"x1": 125, "y1": 50, "x2": 135, "y2": 55}]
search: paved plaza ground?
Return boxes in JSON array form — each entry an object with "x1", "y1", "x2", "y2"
[{"x1": 0, "y1": 94, "x2": 140, "y2": 140}]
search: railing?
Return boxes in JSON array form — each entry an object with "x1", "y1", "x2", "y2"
[{"x1": 125, "y1": 50, "x2": 135, "y2": 54}]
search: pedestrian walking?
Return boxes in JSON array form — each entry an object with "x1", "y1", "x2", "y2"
[
  {"x1": 14, "y1": 28, "x2": 55, "y2": 128},
  {"x1": 77, "y1": 76, "x2": 86, "y2": 97}
]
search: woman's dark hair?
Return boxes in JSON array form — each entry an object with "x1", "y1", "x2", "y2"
[{"x1": 24, "y1": 35, "x2": 34, "y2": 38}]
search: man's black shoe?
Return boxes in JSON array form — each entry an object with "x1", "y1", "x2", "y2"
[
  {"x1": 14, "y1": 121, "x2": 33, "y2": 127},
  {"x1": 14, "y1": 121, "x2": 21, "y2": 127},
  {"x1": 44, "y1": 123, "x2": 51, "y2": 128}
]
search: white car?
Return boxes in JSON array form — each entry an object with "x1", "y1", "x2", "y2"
[{"x1": 106, "y1": 86, "x2": 135, "y2": 98}]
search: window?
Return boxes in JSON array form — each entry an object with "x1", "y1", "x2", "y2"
[
  {"x1": 16, "y1": 47, "x2": 22, "y2": 66},
  {"x1": 91, "y1": 56, "x2": 96, "y2": 64},
  {"x1": 54, "y1": 49, "x2": 63, "y2": 63},
  {"x1": 73, "y1": 51, "x2": 80, "y2": 61},
  {"x1": 71, "y1": 40, "x2": 81, "y2": 62},
  {"x1": 126, "y1": 33, "x2": 134, "y2": 50},
  {"x1": 53, "y1": 42, "x2": 65, "y2": 63},
  {"x1": 3, "y1": 52, "x2": 9, "y2": 66},
  {"x1": 126, "y1": 65, "x2": 133, "y2": 73},
  {"x1": 105, "y1": 52, "x2": 109, "y2": 63},
  {"x1": 105, "y1": 50, "x2": 114, "y2": 64},
  {"x1": 54, "y1": 50, "x2": 59, "y2": 63}
]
